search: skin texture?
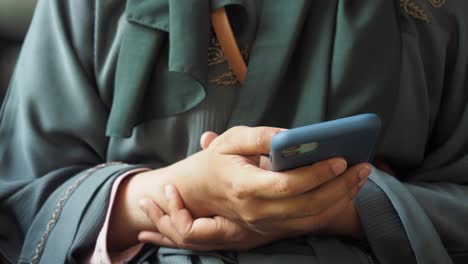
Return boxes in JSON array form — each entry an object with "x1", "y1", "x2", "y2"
[{"x1": 107, "y1": 126, "x2": 371, "y2": 251}]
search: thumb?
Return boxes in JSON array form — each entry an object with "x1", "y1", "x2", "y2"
[
  {"x1": 187, "y1": 216, "x2": 244, "y2": 244},
  {"x1": 211, "y1": 126, "x2": 286, "y2": 156}
]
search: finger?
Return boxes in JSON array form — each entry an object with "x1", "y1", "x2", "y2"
[
  {"x1": 200, "y1": 131, "x2": 219, "y2": 150},
  {"x1": 232, "y1": 157, "x2": 348, "y2": 200},
  {"x1": 184, "y1": 216, "x2": 245, "y2": 244},
  {"x1": 139, "y1": 198, "x2": 165, "y2": 225},
  {"x1": 139, "y1": 220, "x2": 251, "y2": 251},
  {"x1": 166, "y1": 200, "x2": 243, "y2": 245},
  {"x1": 211, "y1": 126, "x2": 286, "y2": 155},
  {"x1": 139, "y1": 230, "x2": 252, "y2": 251},
  {"x1": 141, "y1": 198, "x2": 182, "y2": 243},
  {"x1": 160, "y1": 186, "x2": 237, "y2": 247},
  {"x1": 165, "y1": 185, "x2": 185, "y2": 215},
  {"x1": 243, "y1": 154, "x2": 268, "y2": 169},
  {"x1": 140, "y1": 194, "x2": 247, "y2": 249},
  {"x1": 272, "y1": 191, "x2": 355, "y2": 235},
  {"x1": 140, "y1": 198, "x2": 189, "y2": 247},
  {"x1": 164, "y1": 185, "x2": 198, "y2": 239},
  {"x1": 138, "y1": 231, "x2": 178, "y2": 248},
  {"x1": 159, "y1": 189, "x2": 248, "y2": 246},
  {"x1": 256, "y1": 163, "x2": 371, "y2": 221},
  {"x1": 259, "y1": 155, "x2": 270, "y2": 170}
]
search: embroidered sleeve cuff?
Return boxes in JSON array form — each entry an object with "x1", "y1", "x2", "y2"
[{"x1": 87, "y1": 168, "x2": 150, "y2": 264}]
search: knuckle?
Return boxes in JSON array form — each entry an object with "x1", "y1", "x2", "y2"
[
  {"x1": 231, "y1": 181, "x2": 252, "y2": 199},
  {"x1": 175, "y1": 236, "x2": 192, "y2": 249},
  {"x1": 180, "y1": 230, "x2": 194, "y2": 244},
  {"x1": 229, "y1": 126, "x2": 248, "y2": 138},
  {"x1": 273, "y1": 177, "x2": 294, "y2": 196},
  {"x1": 304, "y1": 204, "x2": 323, "y2": 217},
  {"x1": 315, "y1": 170, "x2": 329, "y2": 185},
  {"x1": 217, "y1": 126, "x2": 248, "y2": 153},
  {"x1": 254, "y1": 127, "x2": 268, "y2": 152},
  {"x1": 231, "y1": 125, "x2": 248, "y2": 132},
  {"x1": 243, "y1": 214, "x2": 260, "y2": 226},
  {"x1": 241, "y1": 210, "x2": 261, "y2": 226},
  {"x1": 213, "y1": 217, "x2": 229, "y2": 239},
  {"x1": 173, "y1": 238, "x2": 184, "y2": 248}
]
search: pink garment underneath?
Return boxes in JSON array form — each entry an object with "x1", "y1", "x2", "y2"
[{"x1": 85, "y1": 168, "x2": 150, "y2": 264}]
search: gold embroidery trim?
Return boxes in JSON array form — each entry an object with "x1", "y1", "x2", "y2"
[
  {"x1": 400, "y1": 0, "x2": 446, "y2": 22},
  {"x1": 429, "y1": 0, "x2": 445, "y2": 8},
  {"x1": 208, "y1": 34, "x2": 226, "y2": 66},
  {"x1": 209, "y1": 71, "x2": 239, "y2": 86},
  {"x1": 400, "y1": 0, "x2": 430, "y2": 22},
  {"x1": 208, "y1": 32, "x2": 249, "y2": 86},
  {"x1": 30, "y1": 162, "x2": 125, "y2": 264}
]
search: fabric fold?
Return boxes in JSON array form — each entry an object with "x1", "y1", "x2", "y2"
[
  {"x1": 357, "y1": 168, "x2": 453, "y2": 264},
  {"x1": 17, "y1": 163, "x2": 146, "y2": 263},
  {"x1": 107, "y1": 0, "x2": 251, "y2": 137}
]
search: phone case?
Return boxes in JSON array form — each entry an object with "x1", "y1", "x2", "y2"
[{"x1": 270, "y1": 113, "x2": 381, "y2": 171}]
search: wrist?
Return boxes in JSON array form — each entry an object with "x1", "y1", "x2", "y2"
[{"x1": 107, "y1": 168, "x2": 168, "y2": 251}]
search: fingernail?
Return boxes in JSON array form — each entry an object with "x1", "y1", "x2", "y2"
[
  {"x1": 273, "y1": 129, "x2": 287, "y2": 136},
  {"x1": 357, "y1": 166, "x2": 371, "y2": 185},
  {"x1": 331, "y1": 159, "x2": 347, "y2": 175}
]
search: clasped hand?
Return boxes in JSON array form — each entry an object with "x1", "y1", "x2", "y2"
[{"x1": 135, "y1": 126, "x2": 371, "y2": 251}]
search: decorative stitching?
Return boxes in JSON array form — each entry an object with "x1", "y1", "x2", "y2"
[
  {"x1": 428, "y1": 0, "x2": 445, "y2": 8},
  {"x1": 208, "y1": 34, "x2": 226, "y2": 66},
  {"x1": 209, "y1": 71, "x2": 239, "y2": 86},
  {"x1": 30, "y1": 162, "x2": 124, "y2": 264},
  {"x1": 208, "y1": 32, "x2": 249, "y2": 86},
  {"x1": 400, "y1": 0, "x2": 430, "y2": 22}
]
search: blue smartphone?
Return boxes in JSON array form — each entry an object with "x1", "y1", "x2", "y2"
[{"x1": 269, "y1": 113, "x2": 381, "y2": 172}]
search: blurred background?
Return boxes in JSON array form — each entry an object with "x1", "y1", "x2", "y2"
[{"x1": 0, "y1": 0, "x2": 37, "y2": 103}]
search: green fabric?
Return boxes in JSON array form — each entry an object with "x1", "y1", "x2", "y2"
[
  {"x1": 1, "y1": 0, "x2": 468, "y2": 263},
  {"x1": 108, "y1": 0, "x2": 256, "y2": 137}
]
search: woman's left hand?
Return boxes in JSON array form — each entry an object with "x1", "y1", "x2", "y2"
[{"x1": 138, "y1": 185, "x2": 280, "y2": 251}]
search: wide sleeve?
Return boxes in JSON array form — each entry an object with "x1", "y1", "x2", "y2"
[
  {"x1": 0, "y1": 0, "x2": 147, "y2": 263},
  {"x1": 356, "y1": 163, "x2": 468, "y2": 264},
  {"x1": 355, "y1": 2, "x2": 468, "y2": 263}
]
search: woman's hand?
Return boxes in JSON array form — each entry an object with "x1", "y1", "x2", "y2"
[{"x1": 138, "y1": 185, "x2": 280, "y2": 251}]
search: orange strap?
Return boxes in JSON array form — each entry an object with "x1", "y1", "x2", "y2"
[{"x1": 211, "y1": 7, "x2": 247, "y2": 85}]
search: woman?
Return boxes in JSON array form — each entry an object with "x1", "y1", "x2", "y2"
[{"x1": 1, "y1": 0, "x2": 467, "y2": 263}]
